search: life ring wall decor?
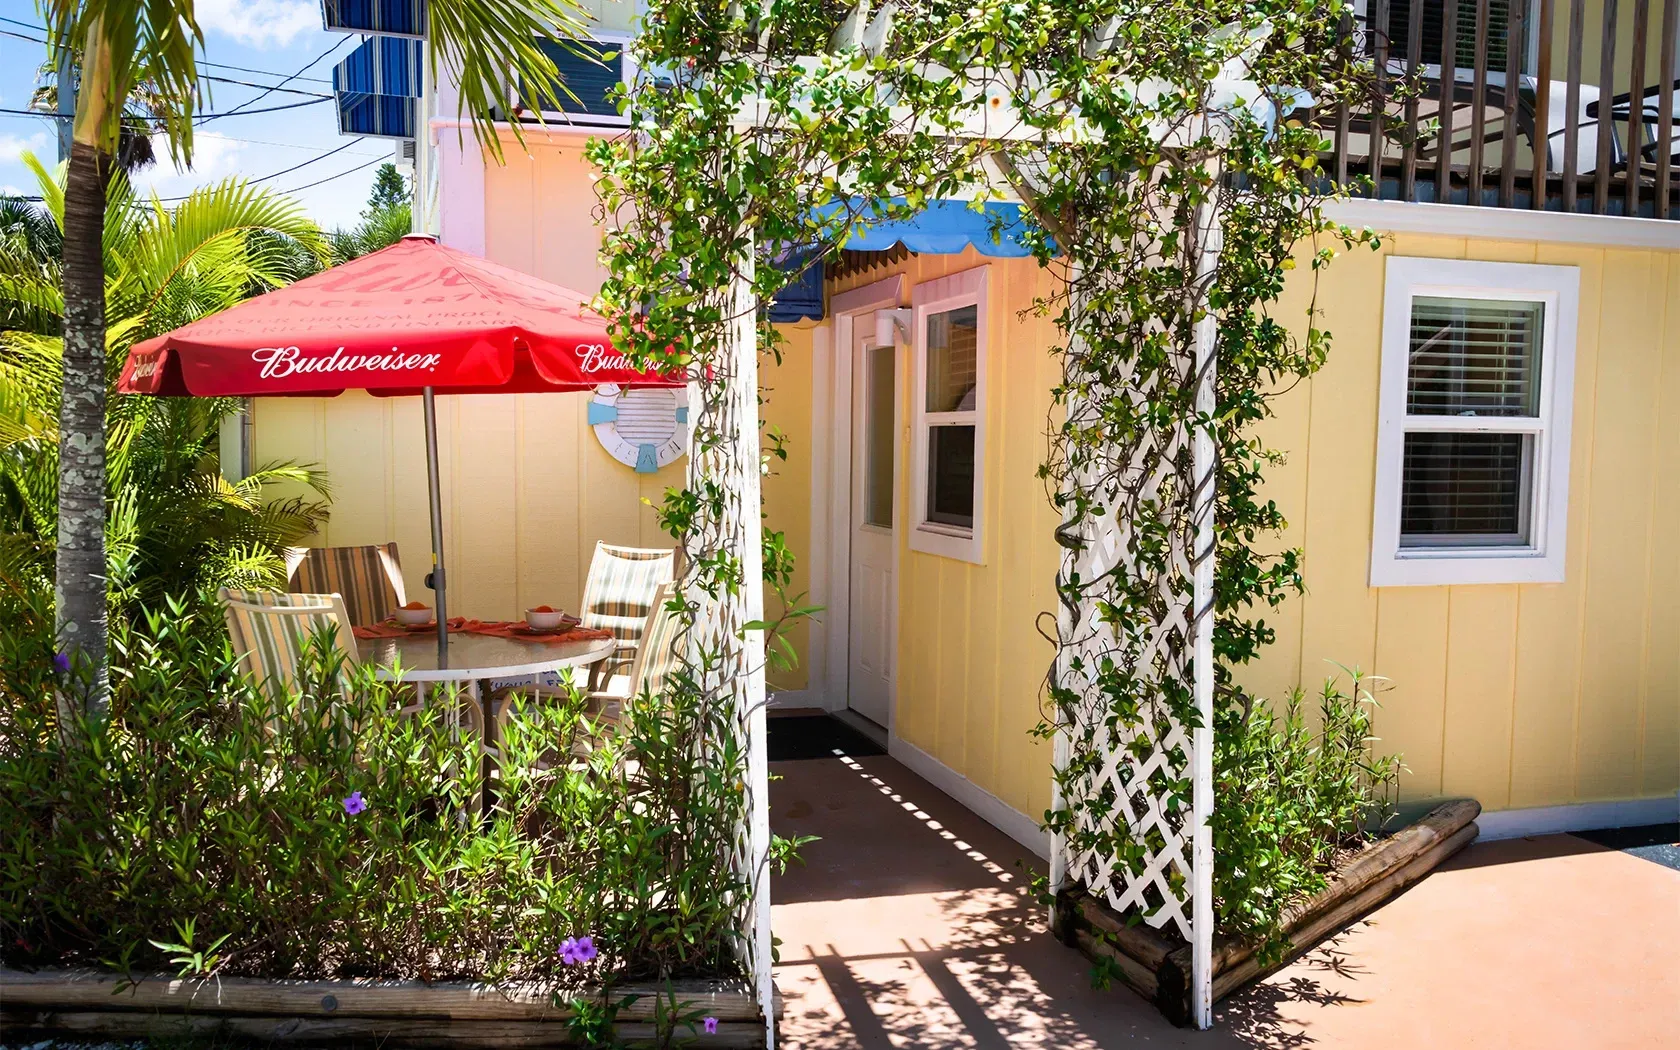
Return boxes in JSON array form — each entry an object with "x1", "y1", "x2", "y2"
[{"x1": 587, "y1": 384, "x2": 689, "y2": 473}]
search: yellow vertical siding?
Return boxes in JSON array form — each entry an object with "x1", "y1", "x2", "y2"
[
  {"x1": 832, "y1": 233, "x2": 1679, "y2": 819},
  {"x1": 1255, "y1": 234, "x2": 1678, "y2": 811},
  {"x1": 828, "y1": 248, "x2": 1062, "y2": 822},
  {"x1": 250, "y1": 135, "x2": 814, "y2": 691}
]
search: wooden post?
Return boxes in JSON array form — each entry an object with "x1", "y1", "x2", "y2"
[
  {"x1": 1047, "y1": 262, "x2": 1083, "y2": 930},
  {"x1": 1188, "y1": 187, "x2": 1222, "y2": 1033},
  {"x1": 726, "y1": 245, "x2": 775, "y2": 1050}
]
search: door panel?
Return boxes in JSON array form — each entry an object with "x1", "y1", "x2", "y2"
[{"x1": 847, "y1": 319, "x2": 896, "y2": 728}]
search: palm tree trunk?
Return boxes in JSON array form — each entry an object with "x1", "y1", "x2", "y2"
[{"x1": 56, "y1": 139, "x2": 110, "y2": 717}]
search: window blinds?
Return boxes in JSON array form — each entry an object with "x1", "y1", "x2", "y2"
[
  {"x1": 1406, "y1": 296, "x2": 1544, "y2": 417},
  {"x1": 1400, "y1": 431, "x2": 1530, "y2": 542}
]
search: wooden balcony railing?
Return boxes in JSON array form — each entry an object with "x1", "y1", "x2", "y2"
[{"x1": 1317, "y1": 0, "x2": 1680, "y2": 219}]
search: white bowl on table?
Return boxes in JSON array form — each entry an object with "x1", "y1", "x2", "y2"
[
  {"x1": 525, "y1": 608, "x2": 566, "y2": 631},
  {"x1": 394, "y1": 605, "x2": 434, "y2": 626}
]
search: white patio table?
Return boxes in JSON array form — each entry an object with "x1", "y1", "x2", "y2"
[
  {"x1": 361, "y1": 631, "x2": 617, "y2": 810},
  {"x1": 362, "y1": 631, "x2": 616, "y2": 687}
]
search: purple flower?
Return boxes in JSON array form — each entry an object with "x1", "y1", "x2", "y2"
[
  {"x1": 342, "y1": 791, "x2": 366, "y2": 816},
  {"x1": 559, "y1": 935, "x2": 597, "y2": 965},
  {"x1": 52, "y1": 652, "x2": 69, "y2": 674},
  {"x1": 702, "y1": 1016, "x2": 718, "y2": 1035}
]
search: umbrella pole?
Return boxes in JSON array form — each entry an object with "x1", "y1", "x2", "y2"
[{"x1": 422, "y1": 386, "x2": 448, "y2": 668}]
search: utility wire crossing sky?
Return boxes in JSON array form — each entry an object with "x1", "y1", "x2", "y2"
[{"x1": 0, "y1": 1, "x2": 389, "y2": 228}]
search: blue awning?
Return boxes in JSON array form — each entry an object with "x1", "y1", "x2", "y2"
[
  {"x1": 765, "y1": 199, "x2": 1045, "y2": 324},
  {"x1": 767, "y1": 251, "x2": 823, "y2": 324},
  {"x1": 321, "y1": 0, "x2": 426, "y2": 38},
  {"x1": 822, "y1": 199, "x2": 1041, "y2": 258},
  {"x1": 333, "y1": 35, "x2": 422, "y2": 140}
]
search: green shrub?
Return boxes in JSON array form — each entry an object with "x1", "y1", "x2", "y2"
[
  {"x1": 0, "y1": 595, "x2": 748, "y2": 985},
  {"x1": 1211, "y1": 673, "x2": 1400, "y2": 963}
]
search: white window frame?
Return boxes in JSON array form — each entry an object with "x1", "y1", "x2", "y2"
[
  {"x1": 1371, "y1": 257, "x2": 1579, "y2": 587},
  {"x1": 909, "y1": 265, "x2": 988, "y2": 564}
]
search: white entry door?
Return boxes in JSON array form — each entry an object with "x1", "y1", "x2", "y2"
[{"x1": 847, "y1": 316, "x2": 896, "y2": 727}]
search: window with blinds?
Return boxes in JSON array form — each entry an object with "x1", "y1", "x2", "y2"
[
  {"x1": 1373, "y1": 258, "x2": 1578, "y2": 587},
  {"x1": 923, "y1": 305, "x2": 979, "y2": 530},
  {"x1": 1406, "y1": 297, "x2": 1543, "y2": 417},
  {"x1": 1399, "y1": 295, "x2": 1543, "y2": 547}
]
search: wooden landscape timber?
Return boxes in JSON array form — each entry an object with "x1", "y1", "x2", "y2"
[
  {"x1": 1053, "y1": 798, "x2": 1482, "y2": 1026},
  {"x1": 0, "y1": 970, "x2": 780, "y2": 1048}
]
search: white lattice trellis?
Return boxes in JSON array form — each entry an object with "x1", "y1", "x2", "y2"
[
  {"x1": 702, "y1": 11, "x2": 1280, "y2": 1034},
  {"x1": 1048, "y1": 193, "x2": 1222, "y2": 1027},
  {"x1": 684, "y1": 244, "x2": 776, "y2": 1050}
]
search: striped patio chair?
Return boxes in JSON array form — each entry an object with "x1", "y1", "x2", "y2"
[
  {"x1": 579, "y1": 542, "x2": 676, "y2": 691},
  {"x1": 588, "y1": 581, "x2": 685, "y2": 733},
  {"x1": 285, "y1": 543, "x2": 407, "y2": 628},
  {"x1": 219, "y1": 587, "x2": 359, "y2": 699}
]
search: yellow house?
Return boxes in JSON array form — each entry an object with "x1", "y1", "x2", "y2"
[{"x1": 254, "y1": 1, "x2": 1679, "y2": 851}]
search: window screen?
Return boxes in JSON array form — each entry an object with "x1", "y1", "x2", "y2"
[
  {"x1": 926, "y1": 425, "x2": 976, "y2": 528},
  {"x1": 1400, "y1": 432, "x2": 1532, "y2": 545},
  {"x1": 1406, "y1": 296, "x2": 1543, "y2": 417}
]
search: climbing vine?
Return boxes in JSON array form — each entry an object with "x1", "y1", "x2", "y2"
[{"x1": 590, "y1": 0, "x2": 1382, "y2": 976}]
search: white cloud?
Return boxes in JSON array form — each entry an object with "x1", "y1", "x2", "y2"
[
  {"x1": 195, "y1": 0, "x2": 319, "y2": 49},
  {"x1": 0, "y1": 132, "x2": 52, "y2": 165},
  {"x1": 132, "y1": 132, "x2": 250, "y2": 198}
]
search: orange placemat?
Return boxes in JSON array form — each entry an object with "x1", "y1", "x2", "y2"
[
  {"x1": 353, "y1": 616, "x2": 472, "y2": 640},
  {"x1": 460, "y1": 620, "x2": 615, "y2": 646}
]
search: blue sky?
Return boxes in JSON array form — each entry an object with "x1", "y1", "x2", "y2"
[{"x1": 0, "y1": 0, "x2": 388, "y2": 229}]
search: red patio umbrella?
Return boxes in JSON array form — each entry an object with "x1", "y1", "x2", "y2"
[{"x1": 120, "y1": 234, "x2": 682, "y2": 663}]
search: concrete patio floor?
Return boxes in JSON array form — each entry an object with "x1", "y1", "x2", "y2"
[{"x1": 770, "y1": 750, "x2": 1680, "y2": 1049}]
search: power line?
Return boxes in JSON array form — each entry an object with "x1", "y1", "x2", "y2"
[
  {"x1": 196, "y1": 97, "x2": 332, "y2": 119},
  {"x1": 198, "y1": 74, "x2": 333, "y2": 99},
  {"x1": 276, "y1": 155, "x2": 387, "y2": 195},
  {"x1": 199, "y1": 132, "x2": 384, "y2": 156},
  {"x1": 0, "y1": 16, "x2": 333, "y2": 84},
  {"x1": 200, "y1": 60, "x2": 332, "y2": 86},
  {"x1": 0, "y1": 97, "x2": 333, "y2": 121},
  {"x1": 5, "y1": 152, "x2": 387, "y2": 206},
  {"x1": 200, "y1": 37, "x2": 354, "y2": 127},
  {"x1": 151, "y1": 139, "x2": 368, "y2": 200}
]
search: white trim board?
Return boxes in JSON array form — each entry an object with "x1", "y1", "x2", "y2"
[
  {"x1": 831, "y1": 707, "x2": 889, "y2": 749},
  {"x1": 1474, "y1": 795, "x2": 1679, "y2": 842},
  {"x1": 1325, "y1": 199, "x2": 1680, "y2": 251},
  {"x1": 888, "y1": 734, "x2": 1051, "y2": 860}
]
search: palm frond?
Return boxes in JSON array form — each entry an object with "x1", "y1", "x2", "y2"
[
  {"x1": 130, "y1": 179, "x2": 327, "y2": 310},
  {"x1": 428, "y1": 0, "x2": 593, "y2": 161},
  {"x1": 0, "y1": 132, "x2": 338, "y2": 613},
  {"x1": 44, "y1": 1, "x2": 202, "y2": 162},
  {"x1": 18, "y1": 154, "x2": 65, "y2": 232}
]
